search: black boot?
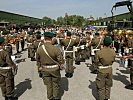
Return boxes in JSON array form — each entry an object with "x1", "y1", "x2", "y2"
[
  {"x1": 5, "y1": 96, "x2": 8, "y2": 100},
  {"x1": 90, "y1": 70, "x2": 97, "y2": 74},
  {"x1": 75, "y1": 61, "x2": 80, "y2": 65},
  {"x1": 65, "y1": 73, "x2": 70, "y2": 78},
  {"x1": 31, "y1": 58, "x2": 36, "y2": 61},
  {"x1": 125, "y1": 84, "x2": 133, "y2": 90},
  {"x1": 8, "y1": 96, "x2": 18, "y2": 100},
  {"x1": 69, "y1": 73, "x2": 73, "y2": 78}
]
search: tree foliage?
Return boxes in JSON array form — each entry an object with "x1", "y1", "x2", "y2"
[{"x1": 42, "y1": 15, "x2": 94, "y2": 28}]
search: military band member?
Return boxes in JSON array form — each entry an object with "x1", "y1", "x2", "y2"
[
  {"x1": 124, "y1": 33, "x2": 133, "y2": 90},
  {"x1": 14, "y1": 34, "x2": 20, "y2": 53},
  {"x1": 60, "y1": 31, "x2": 76, "y2": 78},
  {"x1": 80, "y1": 33, "x2": 87, "y2": 62},
  {"x1": 2, "y1": 30, "x2": 12, "y2": 57},
  {"x1": 0, "y1": 36, "x2": 17, "y2": 100},
  {"x1": 95, "y1": 36, "x2": 116, "y2": 100},
  {"x1": 36, "y1": 32, "x2": 64, "y2": 100},
  {"x1": 90, "y1": 33, "x2": 101, "y2": 74},
  {"x1": 85, "y1": 32, "x2": 92, "y2": 59},
  {"x1": 26, "y1": 31, "x2": 36, "y2": 61},
  {"x1": 75, "y1": 34, "x2": 81, "y2": 65},
  {"x1": 20, "y1": 31, "x2": 26, "y2": 51},
  {"x1": 32, "y1": 33, "x2": 44, "y2": 61}
]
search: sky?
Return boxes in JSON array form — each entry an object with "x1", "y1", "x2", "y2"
[{"x1": 0, "y1": 0, "x2": 130, "y2": 19}]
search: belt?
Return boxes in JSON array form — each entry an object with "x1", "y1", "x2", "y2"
[
  {"x1": 42, "y1": 65, "x2": 58, "y2": 68},
  {"x1": 98, "y1": 65, "x2": 112, "y2": 69},
  {"x1": 64, "y1": 50, "x2": 73, "y2": 53},
  {"x1": 0, "y1": 66, "x2": 11, "y2": 69},
  {"x1": 5, "y1": 46, "x2": 11, "y2": 47},
  {"x1": 27, "y1": 43, "x2": 32, "y2": 45}
]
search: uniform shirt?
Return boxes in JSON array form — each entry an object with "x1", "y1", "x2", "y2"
[
  {"x1": 91, "y1": 37, "x2": 101, "y2": 49},
  {"x1": 60, "y1": 38, "x2": 76, "y2": 51},
  {"x1": 80, "y1": 37, "x2": 87, "y2": 45},
  {"x1": 0, "y1": 49, "x2": 14, "y2": 67},
  {"x1": 36, "y1": 42, "x2": 64, "y2": 67},
  {"x1": 95, "y1": 47, "x2": 116, "y2": 66},
  {"x1": 33, "y1": 40, "x2": 44, "y2": 51},
  {"x1": 128, "y1": 38, "x2": 133, "y2": 48},
  {"x1": 75, "y1": 37, "x2": 80, "y2": 47}
]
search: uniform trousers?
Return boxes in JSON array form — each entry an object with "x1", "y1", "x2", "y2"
[
  {"x1": 65, "y1": 52, "x2": 74, "y2": 74},
  {"x1": 42, "y1": 67, "x2": 61, "y2": 100},
  {"x1": 0, "y1": 69, "x2": 14, "y2": 97},
  {"x1": 130, "y1": 59, "x2": 133, "y2": 84},
  {"x1": 96, "y1": 67, "x2": 112, "y2": 100}
]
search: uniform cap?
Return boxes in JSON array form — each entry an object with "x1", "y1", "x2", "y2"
[
  {"x1": 44, "y1": 32, "x2": 54, "y2": 38},
  {"x1": 2, "y1": 30, "x2": 9, "y2": 35},
  {"x1": 86, "y1": 31, "x2": 91, "y2": 35},
  {"x1": 67, "y1": 31, "x2": 71, "y2": 36},
  {"x1": 27, "y1": 31, "x2": 34, "y2": 35},
  {"x1": 104, "y1": 36, "x2": 112, "y2": 44},
  {"x1": 95, "y1": 32, "x2": 99, "y2": 35},
  {"x1": 0, "y1": 36, "x2": 5, "y2": 43},
  {"x1": 36, "y1": 34, "x2": 41, "y2": 39},
  {"x1": 35, "y1": 31, "x2": 41, "y2": 34}
]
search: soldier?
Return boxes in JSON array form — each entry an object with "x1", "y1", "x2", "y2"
[
  {"x1": 95, "y1": 36, "x2": 116, "y2": 100},
  {"x1": 124, "y1": 32, "x2": 133, "y2": 90},
  {"x1": 32, "y1": 33, "x2": 44, "y2": 61},
  {"x1": 14, "y1": 33, "x2": 20, "y2": 54},
  {"x1": 26, "y1": 31, "x2": 36, "y2": 61},
  {"x1": 90, "y1": 32, "x2": 102, "y2": 74},
  {"x1": 60, "y1": 31, "x2": 76, "y2": 78},
  {"x1": 0, "y1": 36, "x2": 17, "y2": 100},
  {"x1": 2, "y1": 30, "x2": 12, "y2": 57},
  {"x1": 74, "y1": 34, "x2": 81, "y2": 65},
  {"x1": 80, "y1": 33, "x2": 87, "y2": 62},
  {"x1": 36, "y1": 32, "x2": 64, "y2": 100},
  {"x1": 85, "y1": 31, "x2": 92, "y2": 59},
  {"x1": 20, "y1": 30, "x2": 26, "y2": 51}
]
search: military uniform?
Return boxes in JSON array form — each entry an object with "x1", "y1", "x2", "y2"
[
  {"x1": 125, "y1": 33, "x2": 133, "y2": 90},
  {"x1": 31, "y1": 34, "x2": 44, "y2": 61},
  {"x1": 0, "y1": 36, "x2": 16, "y2": 100},
  {"x1": 95, "y1": 36, "x2": 116, "y2": 100},
  {"x1": 2, "y1": 30, "x2": 12, "y2": 56},
  {"x1": 14, "y1": 34, "x2": 20, "y2": 53},
  {"x1": 20, "y1": 32, "x2": 25, "y2": 51},
  {"x1": 90, "y1": 33, "x2": 101, "y2": 73},
  {"x1": 60, "y1": 31, "x2": 76, "y2": 78},
  {"x1": 74, "y1": 34, "x2": 81, "y2": 65},
  {"x1": 80, "y1": 34, "x2": 87, "y2": 62},
  {"x1": 36, "y1": 32, "x2": 64, "y2": 100},
  {"x1": 85, "y1": 32, "x2": 92, "y2": 59},
  {"x1": 26, "y1": 31, "x2": 36, "y2": 60}
]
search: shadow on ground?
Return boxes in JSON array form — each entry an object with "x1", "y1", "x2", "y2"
[
  {"x1": 113, "y1": 72, "x2": 130, "y2": 86},
  {"x1": 14, "y1": 78, "x2": 32, "y2": 98},
  {"x1": 88, "y1": 80, "x2": 98, "y2": 100},
  {"x1": 60, "y1": 77, "x2": 69, "y2": 99}
]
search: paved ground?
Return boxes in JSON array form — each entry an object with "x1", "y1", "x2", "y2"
[{"x1": 0, "y1": 48, "x2": 133, "y2": 100}]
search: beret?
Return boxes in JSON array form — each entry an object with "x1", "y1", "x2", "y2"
[
  {"x1": 67, "y1": 31, "x2": 71, "y2": 36},
  {"x1": 27, "y1": 31, "x2": 34, "y2": 35},
  {"x1": 2, "y1": 30, "x2": 9, "y2": 35},
  {"x1": 104, "y1": 36, "x2": 112, "y2": 44},
  {"x1": 0, "y1": 36, "x2": 5, "y2": 43},
  {"x1": 95, "y1": 32, "x2": 99, "y2": 35},
  {"x1": 36, "y1": 34, "x2": 41, "y2": 39},
  {"x1": 44, "y1": 32, "x2": 54, "y2": 38},
  {"x1": 35, "y1": 31, "x2": 41, "y2": 34}
]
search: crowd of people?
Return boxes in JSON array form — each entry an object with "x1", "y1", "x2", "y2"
[{"x1": 0, "y1": 26, "x2": 133, "y2": 100}]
